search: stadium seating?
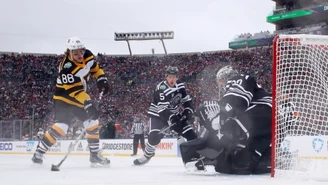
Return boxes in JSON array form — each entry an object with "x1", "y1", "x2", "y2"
[{"x1": 0, "y1": 47, "x2": 272, "y2": 139}]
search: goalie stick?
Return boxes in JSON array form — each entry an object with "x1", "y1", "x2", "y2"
[{"x1": 51, "y1": 92, "x2": 104, "y2": 171}]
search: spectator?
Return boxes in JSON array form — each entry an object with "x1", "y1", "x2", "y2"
[{"x1": 0, "y1": 47, "x2": 273, "y2": 139}]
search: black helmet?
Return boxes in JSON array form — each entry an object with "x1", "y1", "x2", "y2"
[{"x1": 165, "y1": 66, "x2": 178, "y2": 76}]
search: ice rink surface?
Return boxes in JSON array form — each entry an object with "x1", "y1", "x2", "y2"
[{"x1": 0, "y1": 154, "x2": 327, "y2": 185}]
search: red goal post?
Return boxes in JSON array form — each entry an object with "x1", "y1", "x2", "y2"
[{"x1": 272, "y1": 34, "x2": 328, "y2": 179}]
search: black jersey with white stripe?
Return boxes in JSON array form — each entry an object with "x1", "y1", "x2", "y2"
[
  {"x1": 147, "y1": 80, "x2": 192, "y2": 121},
  {"x1": 220, "y1": 74, "x2": 271, "y2": 117}
]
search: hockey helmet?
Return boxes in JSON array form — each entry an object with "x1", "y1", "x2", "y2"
[
  {"x1": 67, "y1": 37, "x2": 85, "y2": 50},
  {"x1": 216, "y1": 65, "x2": 239, "y2": 87},
  {"x1": 165, "y1": 66, "x2": 179, "y2": 76}
]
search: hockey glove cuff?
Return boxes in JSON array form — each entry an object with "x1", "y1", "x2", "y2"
[{"x1": 182, "y1": 107, "x2": 194, "y2": 122}]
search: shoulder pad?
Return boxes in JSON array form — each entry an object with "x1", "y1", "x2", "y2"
[
  {"x1": 83, "y1": 49, "x2": 95, "y2": 61},
  {"x1": 176, "y1": 81, "x2": 185, "y2": 88},
  {"x1": 230, "y1": 74, "x2": 255, "y2": 81},
  {"x1": 176, "y1": 80, "x2": 184, "y2": 85},
  {"x1": 156, "y1": 81, "x2": 168, "y2": 90},
  {"x1": 60, "y1": 57, "x2": 74, "y2": 70}
]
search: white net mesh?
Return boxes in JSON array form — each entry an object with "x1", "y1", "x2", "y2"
[{"x1": 274, "y1": 34, "x2": 328, "y2": 179}]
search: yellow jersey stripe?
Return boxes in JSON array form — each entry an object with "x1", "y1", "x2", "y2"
[
  {"x1": 93, "y1": 69, "x2": 105, "y2": 79},
  {"x1": 53, "y1": 96, "x2": 84, "y2": 108}
]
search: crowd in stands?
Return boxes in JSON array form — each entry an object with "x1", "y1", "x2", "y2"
[{"x1": 0, "y1": 47, "x2": 273, "y2": 140}]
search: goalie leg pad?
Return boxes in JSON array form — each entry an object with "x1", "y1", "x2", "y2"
[{"x1": 180, "y1": 138, "x2": 206, "y2": 164}]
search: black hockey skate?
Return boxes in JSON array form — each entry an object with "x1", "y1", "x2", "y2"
[
  {"x1": 90, "y1": 149, "x2": 110, "y2": 167},
  {"x1": 133, "y1": 155, "x2": 152, "y2": 166},
  {"x1": 31, "y1": 151, "x2": 44, "y2": 164}
]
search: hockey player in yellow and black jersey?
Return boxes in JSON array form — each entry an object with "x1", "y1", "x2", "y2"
[{"x1": 32, "y1": 37, "x2": 110, "y2": 166}]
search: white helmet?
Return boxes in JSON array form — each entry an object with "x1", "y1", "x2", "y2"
[
  {"x1": 67, "y1": 37, "x2": 85, "y2": 50},
  {"x1": 216, "y1": 65, "x2": 239, "y2": 88}
]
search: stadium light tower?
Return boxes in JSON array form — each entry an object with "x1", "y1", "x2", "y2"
[{"x1": 114, "y1": 31, "x2": 174, "y2": 56}]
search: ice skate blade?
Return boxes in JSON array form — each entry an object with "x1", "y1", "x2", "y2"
[{"x1": 90, "y1": 163, "x2": 110, "y2": 168}]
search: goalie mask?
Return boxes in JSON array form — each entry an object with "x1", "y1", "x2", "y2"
[{"x1": 216, "y1": 65, "x2": 239, "y2": 90}]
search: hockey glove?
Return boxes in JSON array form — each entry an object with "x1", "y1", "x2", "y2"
[
  {"x1": 97, "y1": 76, "x2": 109, "y2": 95},
  {"x1": 84, "y1": 100, "x2": 100, "y2": 120},
  {"x1": 168, "y1": 114, "x2": 180, "y2": 126},
  {"x1": 182, "y1": 108, "x2": 193, "y2": 122}
]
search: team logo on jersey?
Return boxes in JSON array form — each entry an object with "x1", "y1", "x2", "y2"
[
  {"x1": 169, "y1": 93, "x2": 182, "y2": 107},
  {"x1": 64, "y1": 62, "x2": 72, "y2": 68},
  {"x1": 159, "y1": 84, "x2": 167, "y2": 90}
]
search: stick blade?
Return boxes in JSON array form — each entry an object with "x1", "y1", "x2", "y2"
[{"x1": 51, "y1": 164, "x2": 60, "y2": 171}]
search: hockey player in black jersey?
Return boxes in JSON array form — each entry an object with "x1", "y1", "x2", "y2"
[
  {"x1": 134, "y1": 66, "x2": 197, "y2": 165},
  {"x1": 180, "y1": 65, "x2": 272, "y2": 175}
]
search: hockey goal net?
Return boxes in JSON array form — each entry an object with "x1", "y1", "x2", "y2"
[{"x1": 272, "y1": 34, "x2": 328, "y2": 179}]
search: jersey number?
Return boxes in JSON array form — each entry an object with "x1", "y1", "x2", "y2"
[
  {"x1": 159, "y1": 93, "x2": 165, "y2": 100},
  {"x1": 231, "y1": 79, "x2": 242, "y2": 85},
  {"x1": 61, "y1": 74, "x2": 75, "y2": 83}
]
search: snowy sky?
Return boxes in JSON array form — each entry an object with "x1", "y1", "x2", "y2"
[{"x1": 0, "y1": 0, "x2": 275, "y2": 55}]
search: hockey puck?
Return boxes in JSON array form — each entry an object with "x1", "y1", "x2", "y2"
[{"x1": 51, "y1": 164, "x2": 60, "y2": 171}]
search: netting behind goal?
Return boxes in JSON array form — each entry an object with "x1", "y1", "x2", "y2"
[{"x1": 272, "y1": 34, "x2": 328, "y2": 179}]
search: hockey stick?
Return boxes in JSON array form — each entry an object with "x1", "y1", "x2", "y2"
[{"x1": 51, "y1": 92, "x2": 103, "y2": 171}]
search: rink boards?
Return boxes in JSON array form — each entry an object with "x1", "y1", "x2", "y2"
[
  {"x1": 280, "y1": 136, "x2": 328, "y2": 159},
  {"x1": 0, "y1": 138, "x2": 180, "y2": 157},
  {"x1": 3, "y1": 136, "x2": 327, "y2": 158}
]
